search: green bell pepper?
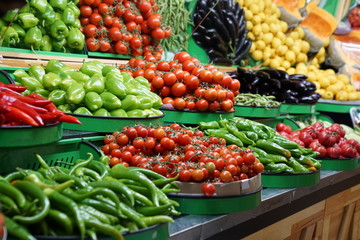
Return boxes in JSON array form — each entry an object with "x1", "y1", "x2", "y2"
[
  {"x1": 57, "y1": 104, "x2": 73, "y2": 113},
  {"x1": 71, "y1": 71, "x2": 90, "y2": 85},
  {"x1": 74, "y1": 107, "x2": 93, "y2": 115},
  {"x1": 62, "y1": 8, "x2": 76, "y2": 27},
  {"x1": 135, "y1": 76, "x2": 150, "y2": 88},
  {"x1": 0, "y1": 27, "x2": 19, "y2": 47},
  {"x1": 41, "y1": 5, "x2": 57, "y2": 27},
  {"x1": 20, "y1": 76, "x2": 43, "y2": 91},
  {"x1": 49, "y1": 0, "x2": 67, "y2": 12},
  {"x1": 48, "y1": 89, "x2": 67, "y2": 105},
  {"x1": 18, "y1": 13, "x2": 39, "y2": 29},
  {"x1": 61, "y1": 79, "x2": 78, "y2": 90},
  {"x1": 121, "y1": 95, "x2": 139, "y2": 111},
  {"x1": 149, "y1": 108, "x2": 163, "y2": 116},
  {"x1": 94, "y1": 108, "x2": 111, "y2": 117},
  {"x1": 84, "y1": 92, "x2": 103, "y2": 112},
  {"x1": 60, "y1": 67, "x2": 76, "y2": 79},
  {"x1": 19, "y1": 3, "x2": 31, "y2": 13},
  {"x1": 13, "y1": 69, "x2": 29, "y2": 82},
  {"x1": 50, "y1": 20, "x2": 69, "y2": 41},
  {"x1": 66, "y1": 83, "x2": 86, "y2": 105},
  {"x1": 100, "y1": 92, "x2": 122, "y2": 111},
  {"x1": 68, "y1": 2, "x2": 80, "y2": 17},
  {"x1": 84, "y1": 73, "x2": 104, "y2": 93},
  {"x1": 102, "y1": 65, "x2": 119, "y2": 77},
  {"x1": 28, "y1": 65, "x2": 45, "y2": 83},
  {"x1": 24, "y1": 26, "x2": 42, "y2": 50},
  {"x1": 80, "y1": 62, "x2": 102, "y2": 77},
  {"x1": 40, "y1": 35, "x2": 52, "y2": 52},
  {"x1": 3, "y1": 9, "x2": 19, "y2": 22},
  {"x1": 11, "y1": 23, "x2": 26, "y2": 39},
  {"x1": 126, "y1": 109, "x2": 145, "y2": 117},
  {"x1": 67, "y1": 28, "x2": 84, "y2": 50},
  {"x1": 105, "y1": 72, "x2": 127, "y2": 99},
  {"x1": 43, "y1": 72, "x2": 62, "y2": 90},
  {"x1": 110, "y1": 109, "x2": 127, "y2": 117},
  {"x1": 30, "y1": 0, "x2": 47, "y2": 13},
  {"x1": 45, "y1": 59, "x2": 66, "y2": 73},
  {"x1": 147, "y1": 91, "x2": 162, "y2": 109},
  {"x1": 86, "y1": 60, "x2": 106, "y2": 69},
  {"x1": 52, "y1": 38, "x2": 66, "y2": 52},
  {"x1": 137, "y1": 95, "x2": 153, "y2": 110},
  {"x1": 0, "y1": 19, "x2": 6, "y2": 29}
]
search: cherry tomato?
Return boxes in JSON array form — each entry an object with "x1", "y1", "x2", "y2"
[
  {"x1": 220, "y1": 170, "x2": 232, "y2": 182},
  {"x1": 171, "y1": 82, "x2": 186, "y2": 97},
  {"x1": 202, "y1": 183, "x2": 216, "y2": 196},
  {"x1": 195, "y1": 99, "x2": 209, "y2": 112}
]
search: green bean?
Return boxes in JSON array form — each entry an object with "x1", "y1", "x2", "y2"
[{"x1": 235, "y1": 93, "x2": 281, "y2": 108}]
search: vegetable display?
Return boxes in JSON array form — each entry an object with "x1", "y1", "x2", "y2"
[
  {"x1": 119, "y1": 51, "x2": 240, "y2": 112},
  {"x1": 229, "y1": 67, "x2": 321, "y2": 104},
  {"x1": 0, "y1": 153, "x2": 178, "y2": 240},
  {"x1": 102, "y1": 123, "x2": 264, "y2": 196},
  {"x1": 12, "y1": 60, "x2": 163, "y2": 117},
  {"x1": 80, "y1": 0, "x2": 170, "y2": 58},
  {"x1": 0, "y1": 82, "x2": 81, "y2": 126},
  {"x1": 276, "y1": 122, "x2": 360, "y2": 159},
  {"x1": 235, "y1": 93, "x2": 281, "y2": 107},
  {"x1": 191, "y1": 0, "x2": 252, "y2": 66},
  {"x1": 199, "y1": 117, "x2": 321, "y2": 174},
  {"x1": 0, "y1": 0, "x2": 84, "y2": 53}
]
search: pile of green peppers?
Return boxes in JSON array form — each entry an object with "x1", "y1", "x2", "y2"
[
  {"x1": 0, "y1": 0, "x2": 84, "y2": 53},
  {"x1": 12, "y1": 60, "x2": 163, "y2": 117},
  {"x1": 199, "y1": 117, "x2": 321, "y2": 174},
  {"x1": 0, "y1": 153, "x2": 179, "y2": 240}
]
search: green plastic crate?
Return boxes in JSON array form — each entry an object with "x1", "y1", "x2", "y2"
[{"x1": 0, "y1": 46, "x2": 87, "y2": 59}]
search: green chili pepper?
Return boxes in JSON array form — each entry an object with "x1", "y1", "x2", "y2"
[
  {"x1": 46, "y1": 209, "x2": 74, "y2": 235},
  {"x1": 74, "y1": 106, "x2": 93, "y2": 115},
  {"x1": 0, "y1": 26, "x2": 19, "y2": 47},
  {"x1": 49, "y1": 0, "x2": 67, "y2": 12},
  {"x1": 271, "y1": 134, "x2": 300, "y2": 149},
  {"x1": 231, "y1": 117, "x2": 253, "y2": 131},
  {"x1": 264, "y1": 163, "x2": 294, "y2": 173},
  {"x1": 12, "y1": 180, "x2": 50, "y2": 224},
  {"x1": 137, "y1": 203, "x2": 173, "y2": 216},
  {"x1": 199, "y1": 121, "x2": 220, "y2": 130},
  {"x1": 81, "y1": 198, "x2": 127, "y2": 219},
  {"x1": 105, "y1": 71, "x2": 127, "y2": 99},
  {"x1": 68, "y1": 153, "x2": 93, "y2": 175},
  {"x1": 111, "y1": 164, "x2": 160, "y2": 207},
  {"x1": 18, "y1": 13, "x2": 39, "y2": 29},
  {"x1": 83, "y1": 92, "x2": 103, "y2": 112},
  {"x1": 5, "y1": 216, "x2": 36, "y2": 240},
  {"x1": 0, "y1": 193, "x2": 20, "y2": 214},
  {"x1": 84, "y1": 73, "x2": 105, "y2": 93},
  {"x1": 296, "y1": 155, "x2": 317, "y2": 168},
  {"x1": 142, "y1": 215, "x2": 174, "y2": 226},
  {"x1": 205, "y1": 129, "x2": 244, "y2": 146},
  {"x1": 288, "y1": 158, "x2": 310, "y2": 173},
  {"x1": 80, "y1": 62, "x2": 102, "y2": 77},
  {"x1": 24, "y1": 26, "x2": 42, "y2": 50},
  {"x1": 44, "y1": 188, "x2": 85, "y2": 239},
  {"x1": 288, "y1": 148, "x2": 303, "y2": 158},
  {"x1": 67, "y1": 27, "x2": 84, "y2": 50},
  {"x1": 75, "y1": 158, "x2": 109, "y2": 178},
  {"x1": 256, "y1": 139, "x2": 292, "y2": 159},
  {"x1": 100, "y1": 92, "x2": 122, "y2": 111},
  {"x1": 244, "y1": 131, "x2": 259, "y2": 141},
  {"x1": 3, "y1": 9, "x2": 19, "y2": 22},
  {"x1": 53, "y1": 172, "x2": 87, "y2": 188},
  {"x1": 220, "y1": 119, "x2": 255, "y2": 145},
  {"x1": 66, "y1": 82, "x2": 86, "y2": 104},
  {"x1": 30, "y1": 0, "x2": 47, "y2": 13},
  {"x1": 79, "y1": 203, "x2": 111, "y2": 224},
  {"x1": 84, "y1": 218, "x2": 125, "y2": 240},
  {"x1": 45, "y1": 59, "x2": 66, "y2": 73},
  {"x1": 135, "y1": 76, "x2": 150, "y2": 88},
  {"x1": 49, "y1": 20, "x2": 69, "y2": 40}
]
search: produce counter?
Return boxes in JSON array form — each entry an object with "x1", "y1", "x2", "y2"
[{"x1": 168, "y1": 168, "x2": 360, "y2": 240}]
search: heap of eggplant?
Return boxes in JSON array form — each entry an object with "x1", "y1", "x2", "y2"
[
  {"x1": 229, "y1": 68, "x2": 321, "y2": 104},
  {"x1": 192, "y1": 0, "x2": 251, "y2": 66}
]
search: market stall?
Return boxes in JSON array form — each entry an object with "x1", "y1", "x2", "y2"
[{"x1": 1, "y1": 0, "x2": 360, "y2": 239}]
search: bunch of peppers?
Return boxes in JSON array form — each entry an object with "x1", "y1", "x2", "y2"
[
  {"x1": 0, "y1": 82, "x2": 80, "y2": 126},
  {"x1": 199, "y1": 117, "x2": 322, "y2": 174},
  {"x1": 0, "y1": 153, "x2": 178, "y2": 240},
  {"x1": 0, "y1": 0, "x2": 84, "y2": 53},
  {"x1": 12, "y1": 59, "x2": 163, "y2": 117}
]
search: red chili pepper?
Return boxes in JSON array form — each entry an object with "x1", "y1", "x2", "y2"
[
  {"x1": 0, "y1": 88, "x2": 52, "y2": 107},
  {"x1": 0, "y1": 82, "x2": 27, "y2": 93},
  {"x1": 4, "y1": 106, "x2": 39, "y2": 126},
  {"x1": 27, "y1": 93, "x2": 58, "y2": 112},
  {"x1": 0, "y1": 93, "x2": 44, "y2": 126},
  {"x1": 58, "y1": 115, "x2": 82, "y2": 125},
  {"x1": 39, "y1": 112, "x2": 63, "y2": 124}
]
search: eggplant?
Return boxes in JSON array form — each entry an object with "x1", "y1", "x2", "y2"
[
  {"x1": 233, "y1": 38, "x2": 252, "y2": 63},
  {"x1": 298, "y1": 93, "x2": 321, "y2": 104},
  {"x1": 234, "y1": 3, "x2": 242, "y2": 21},
  {"x1": 211, "y1": 57, "x2": 234, "y2": 66},
  {"x1": 193, "y1": 12, "x2": 203, "y2": 25},
  {"x1": 209, "y1": 8, "x2": 231, "y2": 43},
  {"x1": 222, "y1": 9, "x2": 237, "y2": 45},
  {"x1": 205, "y1": 28, "x2": 229, "y2": 56},
  {"x1": 255, "y1": 70, "x2": 271, "y2": 81},
  {"x1": 193, "y1": 32, "x2": 213, "y2": 50},
  {"x1": 207, "y1": 48, "x2": 227, "y2": 59},
  {"x1": 225, "y1": 10, "x2": 240, "y2": 40},
  {"x1": 289, "y1": 74, "x2": 307, "y2": 80},
  {"x1": 196, "y1": 0, "x2": 208, "y2": 11},
  {"x1": 259, "y1": 68, "x2": 283, "y2": 79},
  {"x1": 268, "y1": 78, "x2": 281, "y2": 89}
]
